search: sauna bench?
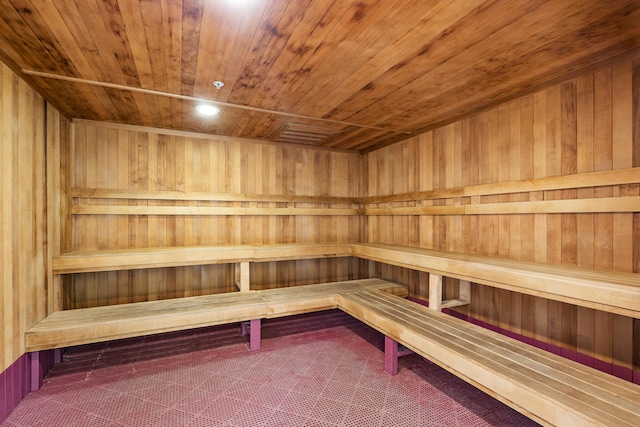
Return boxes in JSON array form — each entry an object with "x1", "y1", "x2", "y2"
[
  {"x1": 338, "y1": 289, "x2": 640, "y2": 427},
  {"x1": 51, "y1": 243, "x2": 640, "y2": 317},
  {"x1": 51, "y1": 243, "x2": 354, "y2": 274},
  {"x1": 351, "y1": 243, "x2": 640, "y2": 318},
  {"x1": 24, "y1": 278, "x2": 408, "y2": 352}
]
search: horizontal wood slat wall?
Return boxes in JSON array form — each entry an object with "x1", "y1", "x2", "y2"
[
  {"x1": 365, "y1": 58, "x2": 640, "y2": 376},
  {"x1": 365, "y1": 167, "x2": 640, "y2": 215},
  {"x1": 65, "y1": 122, "x2": 366, "y2": 308},
  {"x1": 0, "y1": 63, "x2": 49, "y2": 372}
]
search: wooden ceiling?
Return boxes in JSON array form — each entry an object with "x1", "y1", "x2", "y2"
[{"x1": 1, "y1": 1, "x2": 639, "y2": 152}]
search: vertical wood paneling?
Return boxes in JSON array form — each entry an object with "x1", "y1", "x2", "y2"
[
  {"x1": 0, "y1": 63, "x2": 49, "y2": 372},
  {"x1": 633, "y1": 58, "x2": 640, "y2": 381},
  {"x1": 67, "y1": 123, "x2": 365, "y2": 308},
  {"x1": 365, "y1": 57, "x2": 639, "y2": 372}
]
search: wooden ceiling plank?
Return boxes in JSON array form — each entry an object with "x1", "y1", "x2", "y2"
[
  {"x1": 2, "y1": 1, "x2": 640, "y2": 152},
  {"x1": 334, "y1": 1, "x2": 640, "y2": 129},
  {"x1": 197, "y1": 0, "x2": 270, "y2": 103},
  {"x1": 396, "y1": 7, "x2": 640, "y2": 133},
  {"x1": 54, "y1": 0, "x2": 121, "y2": 84},
  {"x1": 92, "y1": 0, "x2": 142, "y2": 87},
  {"x1": 265, "y1": 1, "x2": 367, "y2": 113},
  {"x1": 73, "y1": 0, "x2": 131, "y2": 87},
  {"x1": 321, "y1": 0, "x2": 548, "y2": 122},
  {"x1": 171, "y1": 0, "x2": 199, "y2": 95},
  {"x1": 226, "y1": 0, "x2": 300, "y2": 106},
  {"x1": 0, "y1": 1, "x2": 70, "y2": 75},
  {"x1": 17, "y1": 0, "x2": 101, "y2": 81},
  {"x1": 116, "y1": 0, "x2": 156, "y2": 89},
  {"x1": 241, "y1": 0, "x2": 358, "y2": 113},
  {"x1": 136, "y1": 1, "x2": 171, "y2": 91},
  {"x1": 283, "y1": 0, "x2": 423, "y2": 117},
  {"x1": 130, "y1": 91, "x2": 153, "y2": 126},
  {"x1": 193, "y1": 0, "x2": 232, "y2": 99},
  {"x1": 226, "y1": 105, "x2": 258, "y2": 136},
  {"x1": 322, "y1": 0, "x2": 551, "y2": 125},
  {"x1": 297, "y1": 1, "x2": 478, "y2": 118}
]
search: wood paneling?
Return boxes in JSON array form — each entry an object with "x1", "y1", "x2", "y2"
[
  {"x1": 365, "y1": 57, "x2": 639, "y2": 373},
  {"x1": 0, "y1": 63, "x2": 50, "y2": 372},
  {"x1": 63, "y1": 122, "x2": 365, "y2": 308},
  {"x1": 1, "y1": 1, "x2": 640, "y2": 151}
]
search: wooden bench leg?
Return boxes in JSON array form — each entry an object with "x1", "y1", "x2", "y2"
[
  {"x1": 30, "y1": 349, "x2": 65, "y2": 391},
  {"x1": 385, "y1": 336, "x2": 399, "y2": 375},
  {"x1": 429, "y1": 273, "x2": 443, "y2": 311},
  {"x1": 235, "y1": 262, "x2": 250, "y2": 292},
  {"x1": 430, "y1": 275, "x2": 471, "y2": 311},
  {"x1": 54, "y1": 348, "x2": 64, "y2": 364},
  {"x1": 241, "y1": 319, "x2": 262, "y2": 351},
  {"x1": 29, "y1": 351, "x2": 43, "y2": 391},
  {"x1": 250, "y1": 319, "x2": 261, "y2": 351},
  {"x1": 384, "y1": 336, "x2": 414, "y2": 375}
]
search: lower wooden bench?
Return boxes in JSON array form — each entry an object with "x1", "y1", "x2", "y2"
[
  {"x1": 25, "y1": 279, "x2": 408, "y2": 355},
  {"x1": 337, "y1": 289, "x2": 640, "y2": 427},
  {"x1": 25, "y1": 291, "x2": 268, "y2": 352},
  {"x1": 259, "y1": 278, "x2": 409, "y2": 318}
]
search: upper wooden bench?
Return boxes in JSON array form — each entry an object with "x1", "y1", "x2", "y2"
[
  {"x1": 52, "y1": 243, "x2": 353, "y2": 274},
  {"x1": 352, "y1": 243, "x2": 640, "y2": 318},
  {"x1": 51, "y1": 243, "x2": 640, "y2": 318},
  {"x1": 338, "y1": 289, "x2": 640, "y2": 427}
]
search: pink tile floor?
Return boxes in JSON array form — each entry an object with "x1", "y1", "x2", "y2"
[{"x1": 3, "y1": 310, "x2": 540, "y2": 426}]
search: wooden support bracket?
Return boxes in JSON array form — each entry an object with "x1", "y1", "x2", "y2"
[
  {"x1": 430, "y1": 276, "x2": 471, "y2": 311},
  {"x1": 235, "y1": 262, "x2": 251, "y2": 292},
  {"x1": 428, "y1": 273, "x2": 443, "y2": 311}
]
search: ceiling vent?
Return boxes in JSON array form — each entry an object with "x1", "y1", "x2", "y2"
[{"x1": 271, "y1": 123, "x2": 339, "y2": 145}]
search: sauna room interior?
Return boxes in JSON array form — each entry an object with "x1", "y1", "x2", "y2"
[{"x1": 1, "y1": 1, "x2": 640, "y2": 426}]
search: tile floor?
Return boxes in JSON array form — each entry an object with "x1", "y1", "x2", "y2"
[{"x1": 2, "y1": 310, "x2": 540, "y2": 426}]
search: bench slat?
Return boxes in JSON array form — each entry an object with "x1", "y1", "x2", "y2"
[
  {"x1": 337, "y1": 290, "x2": 640, "y2": 427},
  {"x1": 352, "y1": 290, "x2": 640, "y2": 407},
  {"x1": 259, "y1": 278, "x2": 408, "y2": 318}
]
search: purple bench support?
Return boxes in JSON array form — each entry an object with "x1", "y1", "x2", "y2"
[
  {"x1": 29, "y1": 349, "x2": 64, "y2": 391},
  {"x1": 29, "y1": 352, "x2": 43, "y2": 391},
  {"x1": 240, "y1": 319, "x2": 262, "y2": 351},
  {"x1": 384, "y1": 336, "x2": 413, "y2": 375},
  {"x1": 54, "y1": 348, "x2": 63, "y2": 364}
]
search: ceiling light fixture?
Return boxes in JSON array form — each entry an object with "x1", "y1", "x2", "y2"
[
  {"x1": 196, "y1": 104, "x2": 220, "y2": 116},
  {"x1": 213, "y1": 81, "x2": 224, "y2": 89}
]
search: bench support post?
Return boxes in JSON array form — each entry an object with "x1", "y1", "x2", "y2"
[
  {"x1": 235, "y1": 262, "x2": 251, "y2": 292},
  {"x1": 459, "y1": 279, "x2": 470, "y2": 302},
  {"x1": 29, "y1": 351, "x2": 43, "y2": 391},
  {"x1": 250, "y1": 319, "x2": 261, "y2": 351},
  {"x1": 430, "y1": 275, "x2": 471, "y2": 311},
  {"x1": 429, "y1": 273, "x2": 443, "y2": 311},
  {"x1": 241, "y1": 319, "x2": 261, "y2": 351},
  {"x1": 384, "y1": 336, "x2": 414, "y2": 375},
  {"x1": 384, "y1": 336, "x2": 399, "y2": 375},
  {"x1": 54, "y1": 348, "x2": 63, "y2": 364}
]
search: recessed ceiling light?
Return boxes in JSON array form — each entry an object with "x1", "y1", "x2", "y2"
[{"x1": 196, "y1": 104, "x2": 220, "y2": 116}]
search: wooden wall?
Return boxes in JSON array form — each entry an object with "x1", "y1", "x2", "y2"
[
  {"x1": 0, "y1": 63, "x2": 49, "y2": 372},
  {"x1": 365, "y1": 58, "x2": 640, "y2": 375},
  {"x1": 61, "y1": 122, "x2": 366, "y2": 308}
]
